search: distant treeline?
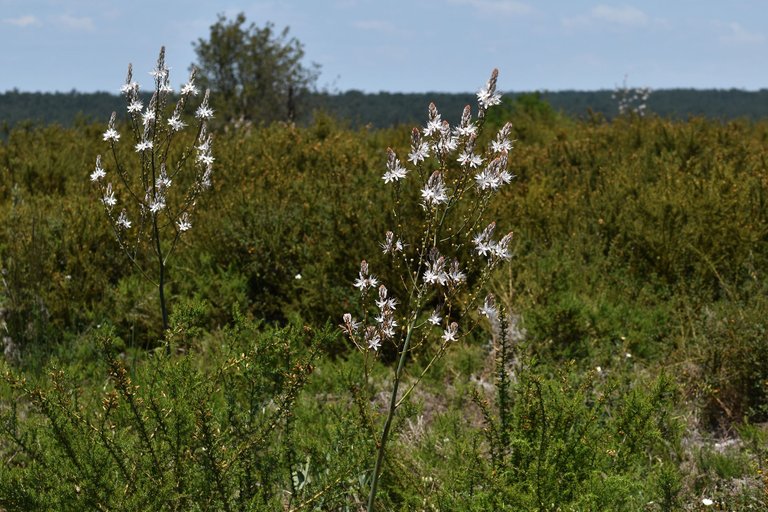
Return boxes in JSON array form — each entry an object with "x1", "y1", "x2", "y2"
[{"x1": 2, "y1": 88, "x2": 768, "y2": 129}]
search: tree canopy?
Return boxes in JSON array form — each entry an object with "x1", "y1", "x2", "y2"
[{"x1": 192, "y1": 13, "x2": 320, "y2": 125}]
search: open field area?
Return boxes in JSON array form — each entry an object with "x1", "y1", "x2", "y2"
[{"x1": 1, "y1": 96, "x2": 768, "y2": 510}]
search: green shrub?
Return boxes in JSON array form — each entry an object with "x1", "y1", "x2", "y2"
[{"x1": 0, "y1": 318, "x2": 326, "y2": 511}]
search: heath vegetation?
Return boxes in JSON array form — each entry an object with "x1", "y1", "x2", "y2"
[{"x1": 1, "y1": 42, "x2": 767, "y2": 511}]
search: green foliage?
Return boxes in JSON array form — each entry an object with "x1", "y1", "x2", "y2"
[
  {"x1": 689, "y1": 295, "x2": 768, "y2": 428},
  {"x1": 2, "y1": 106, "x2": 768, "y2": 510},
  {"x1": 189, "y1": 118, "x2": 387, "y2": 329},
  {"x1": 0, "y1": 320, "x2": 325, "y2": 511},
  {"x1": 193, "y1": 12, "x2": 320, "y2": 124},
  {"x1": 461, "y1": 302, "x2": 682, "y2": 511}
]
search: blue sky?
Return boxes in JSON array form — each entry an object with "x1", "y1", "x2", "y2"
[{"x1": 1, "y1": 1, "x2": 766, "y2": 94}]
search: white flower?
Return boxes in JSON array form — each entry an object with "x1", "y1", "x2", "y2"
[
  {"x1": 197, "y1": 152, "x2": 214, "y2": 166},
  {"x1": 354, "y1": 275, "x2": 378, "y2": 291},
  {"x1": 473, "y1": 223, "x2": 512, "y2": 262},
  {"x1": 141, "y1": 109, "x2": 156, "y2": 127},
  {"x1": 167, "y1": 115, "x2": 186, "y2": 132},
  {"x1": 435, "y1": 122, "x2": 459, "y2": 154},
  {"x1": 102, "y1": 183, "x2": 116, "y2": 208},
  {"x1": 479, "y1": 294, "x2": 501, "y2": 337},
  {"x1": 197, "y1": 134, "x2": 214, "y2": 166},
  {"x1": 90, "y1": 155, "x2": 106, "y2": 182},
  {"x1": 196, "y1": 105, "x2": 214, "y2": 120},
  {"x1": 475, "y1": 168, "x2": 500, "y2": 191},
  {"x1": 426, "y1": 273, "x2": 448, "y2": 290},
  {"x1": 102, "y1": 128, "x2": 120, "y2": 142},
  {"x1": 120, "y1": 81, "x2": 138, "y2": 95},
  {"x1": 375, "y1": 297, "x2": 398, "y2": 313},
  {"x1": 477, "y1": 69, "x2": 502, "y2": 110},
  {"x1": 135, "y1": 140, "x2": 153, "y2": 153},
  {"x1": 181, "y1": 81, "x2": 199, "y2": 96},
  {"x1": 295, "y1": 273, "x2": 302, "y2": 280},
  {"x1": 423, "y1": 103, "x2": 442, "y2": 136},
  {"x1": 353, "y1": 260, "x2": 378, "y2": 292},
  {"x1": 479, "y1": 294, "x2": 498, "y2": 322},
  {"x1": 701, "y1": 498, "x2": 713, "y2": 506},
  {"x1": 455, "y1": 123, "x2": 478, "y2": 138},
  {"x1": 408, "y1": 142, "x2": 430, "y2": 164},
  {"x1": 427, "y1": 311, "x2": 442, "y2": 326},
  {"x1": 383, "y1": 169, "x2": 405, "y2": 183},
  {"x1": 341, "y1": 313, "x2": 361, "y2": 336},
  {"x1": 383, "y1": 148, "x2": 408, "y2": 183},
  {"x1": 197, "y1": 138, "x2": 211, "y2": 153},
  {"x1": 458, "y1": 150, "x2": 483, "y2": 168},
  {"x1": 491, "y1": 122, "x2": 514, "y2": 153},
  {"x1": 90, "y1": 168, "x2": 106, "y2": 182},
  {"x1": 102, "y1": 113, "x2": 120, "y2": 142},
  {"x1": 423, "y1": 253, "x2": 448, "y2": 286},
  {"x1": 150, "y1": 67, "x2": 169, "y2": 81},
  {"x1": 473, "y1": 222, "x2": 496, "y2": 256},
  {"x1": 196, "y1": 90, "x2": 214, "y2": 119},
  {"x1": 149, "y1": 197, "x2": 165, "y2": 214},
  {"x1": 442, "y1": 322, "x2": 459, "y2": 343},
  {"x1": 365, "y1": 326, "x2": 382, "y2": 351},
  {"x1": 156, "y1": 165, "x2": 172, "y2": 189},
  {"x1": 116, "y1": 209, "x2": 131, "y2": 229},
  {"x1": 477, "y1": 88, "x2": 501, "y2": 109},
  {"x1": 454, "y1": 104, "x2": 476, "y2": 139},
  {"x1": 447, "y1": 259, "x2": 466, "y2": 285},
  {"x1": 127, "y1": 100, "x2": 143, "y2": 113},
  {"x1": 491, "y1": 138, "x2": 512, "y2": 153},
  {"x1": 475, "y1": 154, "x2": 512, "y2": 192},
  {"x1": 424, "y1": 117, "x2": 442, "y2": 137},
  {"x1": 421, "y1": 171, "x2": 449, "y2": 206},
  {"x1": 177, "y1": 213, "x2": 192, "y2": 232},
  {"x1": 381, "y1": 231, "x2": 404, "y2": 254},
  {"x1": 492, "y1": 232, "x2": 513, "y2": 261},
  {"x1": 200, "y1": 166, "x2": 213, "y2": 189},
  {"x1": 380, "y1": 319, "x2": 397, "y2": 339}
]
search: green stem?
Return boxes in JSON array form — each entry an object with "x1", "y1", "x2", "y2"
[
  {"x1": 366, "y1": 322, "x2": 414, "y2": 512},
  {"x1": 396, "y1": 340, "x2": 448, "y2": 408},
  {"x1": 152, "y1": 213, "x2": 169, "y2": 342}
]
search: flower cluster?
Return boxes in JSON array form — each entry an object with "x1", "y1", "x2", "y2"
[
  {"x1": 421, "y1": 171, "x2": 449, "y2": 206},
  {"x1": 342, "y1": 69, "x2": 518, "y2": 511},
  {"x1": 477, "y1": 68, "x2": 502, "y2": 113},
  {"x1": 388, "y1": 93, "x2": 515, "y2": 210},
  {"x1": 342, "y1": 69, "x2": 515, "y2": 357},
  {"x1": 380, "y1": 231, "x2": 404, "y2": 254},
  {"x1": 353, "y1": 260, "x2": 378, "y2": 293},
  {"x1": 373, "y1": 285, "x2": 398, "y2": 347},
  {"x1": 91, "y1": 47, "x2": 216, "y2": 333},
  {"x1": 473, "y1": 222, "x2": 514, "y2": 264},
  {"x1": 422, "y1": 248, "x2": 465, "y2": 288},
  {"x1": 383, "y1": 148, "x2": 408, "y2": 184},
  {"x1": 612, "y1": 75, "x2": 652, "y2": 117},
  {"x1": 93, "y1": 47, "x2": 214, "y2": 240}
]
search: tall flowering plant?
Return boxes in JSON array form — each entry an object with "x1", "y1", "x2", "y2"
[
  {"x1": 91, "y1": 47, "x2": 214, "y2": 339},
  {"x1": 612, "y1": 75, "x2": 652, "y2": 117},
  {"x1": 341, "y1": 69, "x2": 516, "y2": 510}
]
